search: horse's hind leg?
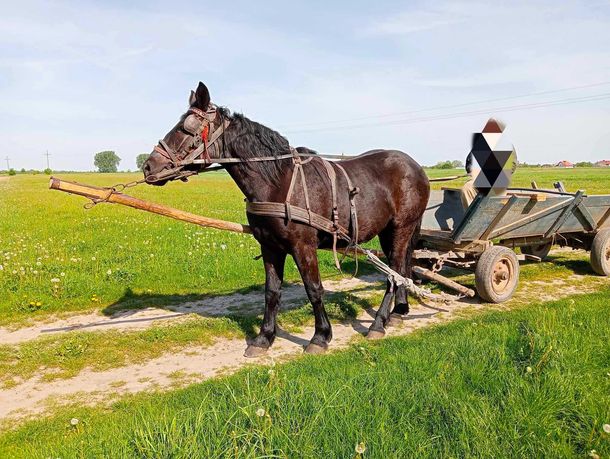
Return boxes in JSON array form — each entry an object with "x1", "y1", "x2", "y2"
[
  {"x1": 368, "y1": 222, "x2": 417, "y2": 339},
  {"x1": 244, "y1": 245, "x2": 286, "y2": 357}
]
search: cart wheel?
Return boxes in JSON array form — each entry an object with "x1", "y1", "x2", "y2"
[
  {"x1": 590, "y1": 229, "x2": 610, "y2": 276},
  {"x1": 475, "y1": 246, "x2": 520, "y2": 303},
  {"x1": 521, "y1": 242, "x2": 552, "y2": 260}
]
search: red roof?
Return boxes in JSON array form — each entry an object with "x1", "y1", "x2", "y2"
[
  {"x1": 596, "y1": 160, "x2": 610, "y2": 166},
  {"x1": 556, "y1": 160, "x2": 574, "y2": 167}
]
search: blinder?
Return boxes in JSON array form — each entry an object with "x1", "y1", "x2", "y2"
[{"x1": 148, "y1": 104, "x2": 228, "y2": 184}]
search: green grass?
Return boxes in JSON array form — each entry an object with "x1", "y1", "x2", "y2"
[
  {"x1": 1, "y1": 168, "x2": 608, "y2": 326},
  {"x1": 1, "y1": 290, "x2": 608, "y2": 458},
  {"x1": 0, "y1": 172, "x2": 349, "y2": 325}
]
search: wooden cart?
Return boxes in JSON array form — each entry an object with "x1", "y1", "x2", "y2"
[{"x1": 416, "y1": 185, "x2": 610, "y2": 303}]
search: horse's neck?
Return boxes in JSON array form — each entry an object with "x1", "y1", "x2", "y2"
[
  {"x1": 221, "y1": 118, "x2": 291, "y2": 202},
  {"x1": 222, "y1": 152, "x2": 290, "y2": 203}
]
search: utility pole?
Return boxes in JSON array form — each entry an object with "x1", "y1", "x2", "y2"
[
  {"x1": 44, "y1": 150, "x2": 51, "y2": 169},
  {"x1": 4, "y1": 156, "x2": 9, "y2": 170}
]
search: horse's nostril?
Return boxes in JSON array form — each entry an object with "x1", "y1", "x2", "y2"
[{"x1": 143, "y1": 163, "x2": 151, "y2": 174}]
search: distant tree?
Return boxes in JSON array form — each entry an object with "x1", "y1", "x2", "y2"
[
  {"x1": 8, "y1": 168, "x2": 16, "y2": 176},
  {"x1": 432, "y1": 160, "x2": 454, "y2": 169},
  {"x1": 575, "y1": 161, "x2": 593, "y2": 168},
  {"x1": 136, "y1": 154, "x2": 149, "y2": 171},
  {"x1": 94, "y1": 150, "x2": 121, "y2": 173},
  {"x1": 44, "y1": 168, "x2": 52, "y2": 175},
  {"x1": 451, "y1": 160, "x2": 464, "y2": 169},
  {"x1": 20, "y1": 168, "x2": 26, "y2": 173}
]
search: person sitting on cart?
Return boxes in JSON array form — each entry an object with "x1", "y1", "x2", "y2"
[{"x1": 461, "y1": 152, "x2": 479, "y2": 208}]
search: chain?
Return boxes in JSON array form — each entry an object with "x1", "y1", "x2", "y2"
[
  {"x1": 83, "y1": 178, "x2": 147, "y2": 209},
  {"x1": 111, "y1": 178, "x2": 147, "y2": 192},
  {"x1": 432, "y1": 254, "x2": 450, "y2": 273}
]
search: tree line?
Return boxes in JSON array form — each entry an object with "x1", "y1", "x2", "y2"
[{"x1": 93, "y1": 151, "x2": 149, "y2": 173}]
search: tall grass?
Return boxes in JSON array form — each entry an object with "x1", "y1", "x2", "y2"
[{"x1": 2, "y1": 289, "x2": 608, "y2": 458}]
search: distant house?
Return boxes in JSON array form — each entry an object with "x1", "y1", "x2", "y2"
[
  {"x1": 556, "y1": 160, "x2": 574, "y2": 168},
  {"x1": 595, "y1": 160, "x2": 610, "y2": 167}
]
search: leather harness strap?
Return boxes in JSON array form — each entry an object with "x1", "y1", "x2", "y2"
[
  {"x1": 246, "y1": 148, "x2": 359, "y2": 271},
  {"x1": 151, "y1": 105, "x2": 360, "y2": 271}
]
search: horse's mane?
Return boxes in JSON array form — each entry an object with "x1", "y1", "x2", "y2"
[{"x1": 220, "y1": 107, "x2": 317, "y2": 184}]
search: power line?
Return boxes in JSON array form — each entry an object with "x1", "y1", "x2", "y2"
[
  {"x1": 44, "y1": 150, "x2": 51, "y2": 169},
  {"x1": 284, "y1": 91, "x2": 610, "y2": 134},
  {"x1": 4, "y1": 156, "x2": 9, "y2": 170},
  {"x1": 277, "y1": 80, "x2": 610, "y2": 130}
]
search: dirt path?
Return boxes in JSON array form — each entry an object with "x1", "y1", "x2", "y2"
[
  {"x1": 0, "y1": 252, "x2": 606, "y2": 424},
  {"x1": 0, "y1": 275, "x2": 383, "y2": 345},
  {"x1": 0, "y1": 293, "x2": 478, "y2": 422}
]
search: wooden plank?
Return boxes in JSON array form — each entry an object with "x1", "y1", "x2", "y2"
[
  {"x1": 49, "y1": 178, "x2": 253, "y2": 235},
  {"x1": 412, "y1": 266, "x2": 475, "y2": 297},
  {"x1": 596, "y1": 207, "x2": 610, "y2": 229},
  {"x1": 479, "y1": 194, "x2": 519, "y2": 240},
  {"x1": 452, "y1": 194, "x2": 485, "y2": 243},
  {"x1": 574, "y1": 201, "x2": 597, "y2": 231},
  {"x1": 488, "y1": 198, "x2": 570, "y2": 240},
  {"x1": 543, "y1": 191, "x2": 583, "y2": 238}
]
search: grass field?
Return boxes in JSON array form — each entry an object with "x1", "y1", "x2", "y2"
[
  {"x1": 1, "y1": 290, "x2": 608, "y2": 458},
  {"x1": 1, "y1": 167, "x2": 609, "y2": 326}
]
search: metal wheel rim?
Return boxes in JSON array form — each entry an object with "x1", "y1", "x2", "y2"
[{"x1": 492, "y1": 257, "x2": 514, "y2": 294}]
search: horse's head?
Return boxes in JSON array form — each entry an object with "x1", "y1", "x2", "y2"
[{"x1": 143, "y1": 82, "x2": 227, "y2": 185}]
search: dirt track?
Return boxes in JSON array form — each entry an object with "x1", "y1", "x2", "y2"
[{"x1": 0, "y1": 258, "x2": 606, "y2": 424}]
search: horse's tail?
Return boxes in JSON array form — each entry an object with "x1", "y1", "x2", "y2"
[{"x1": 406, "y1": 215, "x2": 423, "y2": 276}]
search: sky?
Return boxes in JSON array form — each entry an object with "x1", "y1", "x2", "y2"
[{"x1": 1, "y1": 0, "x2": 610, "y2": 171}]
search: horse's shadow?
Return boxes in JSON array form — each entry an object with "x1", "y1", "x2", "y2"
[{"x1": 42, "y1": 260, "x2": 478, "y2": 347}]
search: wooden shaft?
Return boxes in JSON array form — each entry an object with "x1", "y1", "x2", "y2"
[
  {"x1": 49, "y1": 177, "x2": 252, "y2": 235},
  {"x1": 50, "y1": 177, "x2": 472, "y2": 297},
  {"x1": 412, "y1": 266, "x2": 476, "y2": 297}
]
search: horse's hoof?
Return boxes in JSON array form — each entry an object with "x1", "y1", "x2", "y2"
[
  {"x1": 304, "y1": 343, "x2": 327, "y2": 354},
  {"x1": 243, "y1": 345, "x2": 268, "y2": 358},
  {"x1": 367, "y1": 329, "x2": 386, "y2": 340},
  {"x1": 387, "y1": 313, "x2": 407, "y2": 327}
]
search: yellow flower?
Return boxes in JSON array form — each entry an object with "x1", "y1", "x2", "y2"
[{"x1": 355, "y1": 442, "x2": 366, "y2": 454}]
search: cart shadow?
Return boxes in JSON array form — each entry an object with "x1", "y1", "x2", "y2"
[{"x1": 543, "y1": 255, "x2": 595, "y2": 275}]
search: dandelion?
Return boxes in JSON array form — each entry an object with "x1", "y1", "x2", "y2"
[
  {"x1": 256, "y1": 408, "x2": 265, "y2": 417},
  {"x1": 51, "y1": 278, "x2": 60, "y2": 283},
  {"x1": 355, "y1": 442, "x2": 366, "y2": 454},
  {"x1": 526, "y1": 366, "x2": 532, "y2": 373},
  {"x1": 36, "y1": 261, "x2": 42, "y2": 266},
  {"x1": 0, "y1": 265, "x2": 3, "y2": 271},
  {"x1": 70, "y1": 418, "x2": 79, "y2": 426},
  {"x1": 589, "y1": 450, "x2": 600, "y2": 459},
  {"x1": 60, "y1": 272, "x2": 65, "y2": 277},
  {"x1": 91, "y1": 256, "x2": 96, "y2": 261},
  {"x1": 35, "y1": 301, "x2": 42, "y2": 307},
  {"x1": 106, "y1": 269, "x2": 112, "y2": 275},
  {"x1": 603, "y1": 424, "x2": 610, "y2": 434},
  {"x1": 221, "y1": 244, "x2": 227, "y2": 250}
]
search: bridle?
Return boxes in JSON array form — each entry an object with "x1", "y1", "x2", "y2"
[{"x1": 147, "y1": 104, "x2": 231, "y2": 183}]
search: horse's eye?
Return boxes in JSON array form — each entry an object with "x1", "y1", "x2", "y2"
[{"x1": 183, "y1": 115, "x2": 201, "y2": 135}]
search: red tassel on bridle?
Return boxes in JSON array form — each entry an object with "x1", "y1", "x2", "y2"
[{"x1": 201, "y1": 125, "x2": 209, "y2": 142}]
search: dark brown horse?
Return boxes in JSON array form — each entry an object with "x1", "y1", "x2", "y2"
[{"x1": 143, "y1": 82, "x2": 430, "y2": 356}]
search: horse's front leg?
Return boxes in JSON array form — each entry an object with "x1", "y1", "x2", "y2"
[
  {"x1": 292, "y1": 243, "x2": 332, "y2": 354},
  {"x1": 244, "y1": 245, "x2": 286, "y2": 358}
]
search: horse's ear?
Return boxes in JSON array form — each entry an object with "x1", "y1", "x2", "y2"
[
  {"x1": 189, "y1": 90, "x2": 197, "y2": 106},
  {"x1": 194, "y1": 82, "x2": 211, "y2": 109}
]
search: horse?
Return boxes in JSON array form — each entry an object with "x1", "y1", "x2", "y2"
[{"x1": 143, "y1": 82, "x2": 430, "y2": 357}]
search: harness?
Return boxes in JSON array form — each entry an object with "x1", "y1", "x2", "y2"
[
  {"x1": 143, "y1": 104, "x2": 459, "y2": 302},
  {"x1": 150, "y1": 104, "x2": 360, "y2": 270}
]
